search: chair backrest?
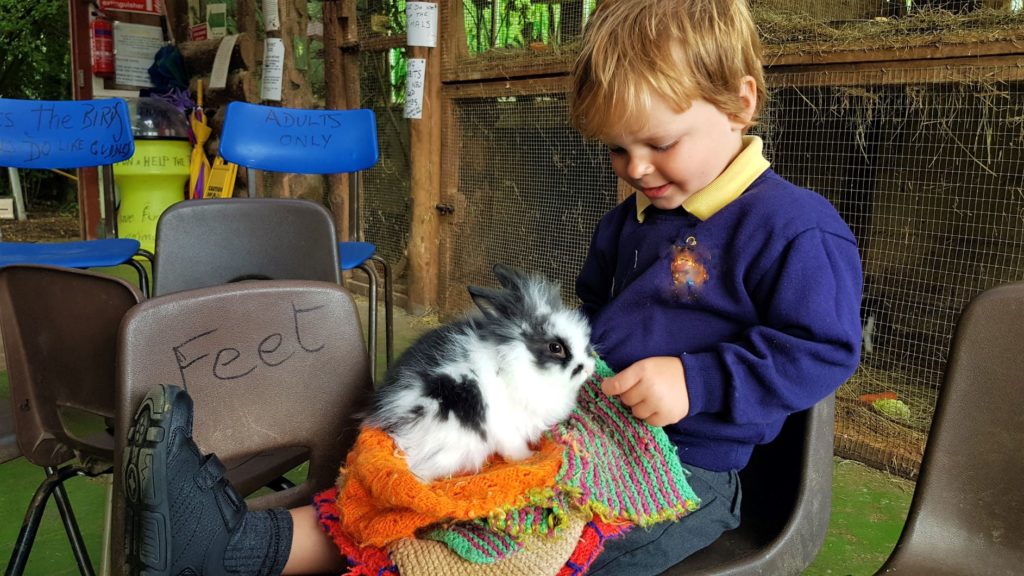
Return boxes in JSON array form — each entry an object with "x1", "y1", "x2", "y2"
[
  {"x1": 668, "y1": 395, "x2": 835, "y2": 575},
  {"x1": 879, "y1": 281, "x2": 1024, "y2": 574},
  {"x1": 151, "y1": 197, "x2": 341, "y2": 296},
  {"x1": 0, "y1": 98, "x2": 135, "y2": 169},
  {"x1": 1, "y1": 97, "x2": 135, "y2": 237},
  {"x1": 0, "y1": 264, "x2": 143, "y2": 467},
  {"x1": 218, "y1": 101, "x2": 379, "y2": 174},
  {"x1": 0, "y1": 395, "x2": 19, "y2": 464},
  {"x1": 110, "y1": 280, "x2": 372, "y2": 573}
]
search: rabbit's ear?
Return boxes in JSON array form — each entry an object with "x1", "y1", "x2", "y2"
[
  {"x1": 468, "y1": 285, "x2": 511, "y2": 321},
  {"x1": 492, "y1": 263, "x2": 525, "y2": 292}
]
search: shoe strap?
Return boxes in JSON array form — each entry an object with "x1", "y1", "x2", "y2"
[
  {"x1": 197, "y1": 454, "x2": 248, "y2": 529},
  {"x1": 196, "y1": 454, "x2": 228, "y2": 489}
]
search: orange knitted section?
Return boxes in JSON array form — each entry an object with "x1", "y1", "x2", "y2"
[{"x1": 337, "y1": 428, "x2": 564, "y2": 548}]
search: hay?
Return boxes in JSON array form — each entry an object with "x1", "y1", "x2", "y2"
[
  {"x1": 834, "y1": 365, "x2": 935, "y2": 479},
  {"x1": 754, "y1": 7, "x2": 1024, "y2": 54}
]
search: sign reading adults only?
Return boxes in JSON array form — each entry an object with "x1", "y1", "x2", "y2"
[
  {"x1": 0, "y1": 98, "x2": 135, "y2": 169},
  {"x1": 222, "y1": 102, "x2": 379, "y2": 174}
]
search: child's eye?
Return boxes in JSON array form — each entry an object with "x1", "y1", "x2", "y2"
[
  {"x1": 607, "y1": 146, "x2": 625, "y2": 156},
  {"x1": 653, "y1": 141, "x2": 678, "y2": 152}
]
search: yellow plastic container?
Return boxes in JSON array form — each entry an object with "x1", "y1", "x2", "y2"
[{"x1": 114, "y1": 139, "x2": 191, "y2": 253}]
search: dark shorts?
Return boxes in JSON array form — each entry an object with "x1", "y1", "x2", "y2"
[{"x1": 587, "y1": 465, "x2": 743, "y2": 576}]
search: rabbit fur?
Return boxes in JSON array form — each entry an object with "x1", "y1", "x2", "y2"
[{"x1": 363, "y1": 264, "x2": 595, "y2": 482}]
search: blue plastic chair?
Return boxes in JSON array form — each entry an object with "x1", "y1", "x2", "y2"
[
  {"x1": 0, "y1": 98, "x2": 153, "y2": 295},
  {"x1": 219, "y1": 101, "x2": 394, "y2": 376}
]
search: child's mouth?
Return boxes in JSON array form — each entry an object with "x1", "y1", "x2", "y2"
[{"x1": 642, "y1": 184, "x2": 670, "y2": 199}]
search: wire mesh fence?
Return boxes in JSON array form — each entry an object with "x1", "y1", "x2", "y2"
[
  {"x1": 435, "y1": 65, "x2": 1024, "y2": 480},
  {"x1": 761, "y1": 66, "x2": 1024, "y2": 477},
  {"x1": 356, "y1": 1, "x2": 1024, "y2": 478},
  {"x1": 439, "y1": 83, "x2": 617, "y2": 312}
]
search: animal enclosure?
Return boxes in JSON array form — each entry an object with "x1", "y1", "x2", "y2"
[{"x1": 355, "y1": 1, "x2": 1024, "y2": 478}]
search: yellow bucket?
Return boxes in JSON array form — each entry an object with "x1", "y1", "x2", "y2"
[{"x1": 114, "y1": 139, "x2": 191, "y2": 253}]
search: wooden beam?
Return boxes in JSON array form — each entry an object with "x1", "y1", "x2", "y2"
[
  {"x1": 323, "y1": 0, "x2": 358, "y2": 241},
  {"x1": 68, "y1": 0, "x2": 102, "y2": 239},
  {"x1": 407, "y1": 1, "x2": 443, "y2": 313},
  {"x1": 768, "y1": 54, "x2": 1024, "y2": 87},
  {"x1": 765, "y1": 37, "x2": 1024, "y2": 67}
]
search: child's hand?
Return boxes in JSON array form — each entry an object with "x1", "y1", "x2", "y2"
[{"x1": 601, "y1": 356, "x2": 689, "y2": 426}]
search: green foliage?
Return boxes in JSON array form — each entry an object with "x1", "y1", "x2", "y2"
[{"x1": 0, "y1": 0, "x2": 70, "y2": 100}]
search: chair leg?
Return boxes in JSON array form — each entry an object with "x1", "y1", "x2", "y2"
[
  {"x1": 48, "y1": 467, "x2": 96, "y2": 576},
  {"x1": 357, "y1": 262, "x2": 379, "y2": 384},
  {"x1": 5, "y1": 466, "x2": 97, "y2": 576},
  {"x1": 371, "y1": 255, "x2": 394, "y2": 368},
  {"x1": 264, "y1": 476, "x2": 297, "y2": 492},
  {"x1": 132, "y1": 249, "x2": 155, "y2": 298}
]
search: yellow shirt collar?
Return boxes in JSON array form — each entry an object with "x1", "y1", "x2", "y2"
[{"x1": 635, "y1": 135, "x2": 770, "y2": 222}]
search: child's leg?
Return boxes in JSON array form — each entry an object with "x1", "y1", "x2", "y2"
[
  {"x1": 124, "y1": 384, "x2": 344, "y2": 576},
  {"x1": 586, "y1": 466, "x2": 742, "y2": 576},
  {"x1": 283, "y1": 506, "x2": 346, "y2": 574}
]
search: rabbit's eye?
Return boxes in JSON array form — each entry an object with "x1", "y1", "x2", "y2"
[{"x1": 548, "y1": 342, "x2": 566, "y2": 358}]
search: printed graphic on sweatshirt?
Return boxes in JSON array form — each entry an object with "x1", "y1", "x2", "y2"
[{"x1": 670, "y1": 243, "x2": 709, "y2": 300}]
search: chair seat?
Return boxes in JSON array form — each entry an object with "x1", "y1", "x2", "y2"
[
  {"x1": 338, "y1": 241, "x2": 376, "y2": 271},
  {"x1": 223, "y1": 446, "x2": 311, "y2": 496},
  {"x1": 0, "y1": 239, "x2": 142, "y2": 268}
]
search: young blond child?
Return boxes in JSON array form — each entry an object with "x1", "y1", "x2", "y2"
[
  {"x1": 571, "y1": 0, "x2": 861, "y2": 573},
  {"x1": 122, "y1": 1, "x2": 861, "y2": 574}
]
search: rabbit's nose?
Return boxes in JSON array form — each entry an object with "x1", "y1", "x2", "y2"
[{"x1": 572, "y1": 363, "x2": 586, "y2": 378}]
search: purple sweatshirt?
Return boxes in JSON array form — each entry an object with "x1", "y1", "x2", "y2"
[{"x1": 577, "y1": 169, "x2": 862, "y2": 471}]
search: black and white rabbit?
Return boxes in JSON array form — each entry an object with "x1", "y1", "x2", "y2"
[{"x1": 363, "y1": 263, "x2": 595, "y2": 482}]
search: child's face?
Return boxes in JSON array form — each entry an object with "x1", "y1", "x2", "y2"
[{"x1": 601, "y1": 93, "x2": 749, "y2": 211}]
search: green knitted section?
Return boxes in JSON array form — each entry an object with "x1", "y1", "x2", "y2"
[
  {"x1": 551, "y1": 356, "x2": 700, "y2": 527},
  {"x1": 422, "y1": 522, "x2": 523, "y2": 564}
]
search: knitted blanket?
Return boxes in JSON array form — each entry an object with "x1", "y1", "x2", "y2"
[
  {"x1": 314, "y1": 490, "x2": 631, "y2": 576},
  {"x1": 316, "y1": 357, "x2": 700, "y2": 574}
]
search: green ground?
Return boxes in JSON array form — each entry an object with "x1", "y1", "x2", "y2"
[{"x1": 0, "y1": 272, "x2": 915, "y2": 574}]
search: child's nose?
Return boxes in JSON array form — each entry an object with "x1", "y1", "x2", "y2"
[{"x1": 627, "y1": 156, "x2": 653, "y2": 179}]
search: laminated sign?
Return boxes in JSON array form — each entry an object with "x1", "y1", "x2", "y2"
[{"x1": 99, "y1": 0, "x2": 164, "y2": 15}]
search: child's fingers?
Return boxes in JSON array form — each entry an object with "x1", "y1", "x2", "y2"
[
  {"x1": 601, "y1": 369, "x2": 639, "y2": 397},
  {"x1": 629, "y1": 399, "x2": 657, "y2": 421}
]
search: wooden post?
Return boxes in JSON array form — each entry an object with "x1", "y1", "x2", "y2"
[
  {"x1": 323, "y1": 0, "x2": 361, "y2": 241},
  {"x1": 266, "y1": 0, "x2": 319, "y2": 199},
  {"x1": 407, "y1": 0, "x2": 443, "y2": 313}
]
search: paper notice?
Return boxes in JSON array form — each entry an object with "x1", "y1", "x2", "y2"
[
  {"x1": 262, "y1": 0, "x2": 280, "y2": 31},
  {"x1": 113, "y1": 21, "x2": 165, "y2": 87},
  {"x1": 206, "y1": 3, "x2": 227, "y2": 39},
  {"x1": 403, "y1": 58, "x2": 426, "y2": 119},
  {"x1": 209, "y1": 34, "x2": 239, "y2": 89},
  {"x1": 406, "y1": 2, "x2": 437, "y2": 47},
  {"x1": 261, "y1": 38, "x2": 284, "y2": 101}
]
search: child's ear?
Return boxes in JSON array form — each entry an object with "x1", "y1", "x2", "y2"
[{"x1": 732, "y1": 75, "x2": 758, "y2": 129}]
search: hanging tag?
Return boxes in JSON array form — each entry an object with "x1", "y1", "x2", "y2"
[{"x1": 261, "y1": 37, "x2": 285, "y2": 101}]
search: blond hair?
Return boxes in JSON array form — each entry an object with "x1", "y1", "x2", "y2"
[{"x1": 570, "y1": 0, "x2": 766, "y2": 139}]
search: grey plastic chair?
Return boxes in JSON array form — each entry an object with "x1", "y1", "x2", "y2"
[
  {"x1": 152, "y1": 197, "x2": 340, "y2": 296},
  {"x1": 0, "y1": 264, "x2": 143, "y2": 576},
  {"x1": 663, "y1": 394, "x2": 836, "y2": 576},
  {"x1": 873, "y1": 281, "x2": 1024, "y2": 576},
  {"x1": 109, "y1": 279, "x2": 372, "y2": 575}
]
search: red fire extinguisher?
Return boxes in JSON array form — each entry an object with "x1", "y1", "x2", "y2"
[{"x1": 91, "y1": 12, "x2": 114, "y2": 77}]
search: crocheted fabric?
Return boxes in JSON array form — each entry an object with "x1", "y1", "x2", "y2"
[
  {"x1": 552, "y1": 358, "x2": 700, "y2": 526},
  {"x1": 556, "y1": 518, "x2": 632, "y2": 576},
  {"x1": 391, "y1": 514, "x2": 587, "y2": 576},
  {"x1": 313, "y1": 490, "x2": 627, "y2": 576},
  {"x1": 334, "y1": 427, "x2": 564, "y2": 548},
  {"x1": 316, "y1": 356, "x2": 700, "y2": 574}
]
